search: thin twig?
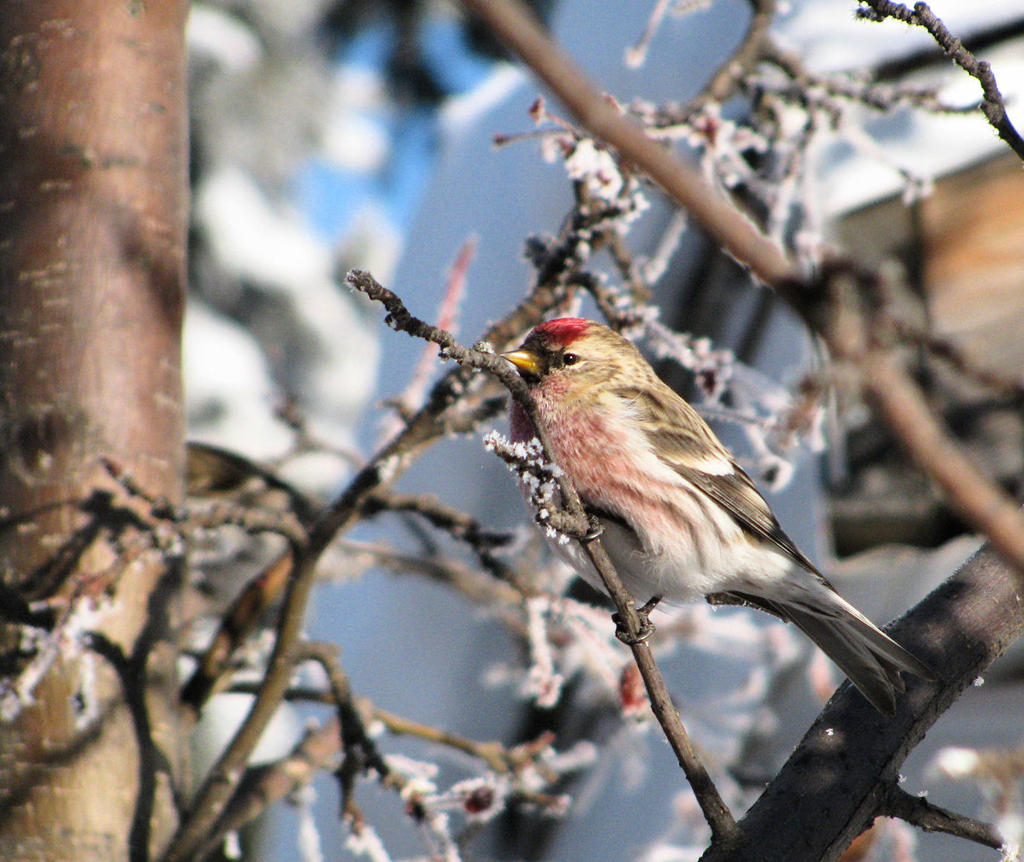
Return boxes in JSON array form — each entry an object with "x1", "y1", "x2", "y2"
[
  {"x1": 692, "y1": 0, "x2": 777, "y2": 109},
  {"x1": 857, "y1": 0, "x2": 1024, "y2": 161},
  {"x1": 294, "y1": 641, "x2": 392, "y2": 814},
  {"x1": 362, "y1": 490, "x2": 512, "y2": 554},
  {"x1": 458, "y1": 0, "x2": 797, "y2": 290},
  {"x1": 884, "y1": 785, "x2": 1003, "y2": 850},
  {"x1": 347, "y1": 269, "x2": 738, "y2": 843},
  {"x1": 888, "y1": 318, "x2": 1024, "y2": 400},
  {"x1": 358, "y1": 490, "x2": 531, "y2": 593},
  {"x1": 384, "y1": 236, "x2": 477, "y2": 433},
  {"x1": 369, "y1": 703, "x2": 548, "y2": 776},
  {"x1": 624, "y1": 0, "x2": 674, "y2": 69},
  {"x1": 761, "y1": 41, "x2": 973, "y2": 117},
  {"x1": 330, "y1": 538, "x2": 530, "y2": 623},
  {"x1": 582, "y1": 533, "x2": 738, "y2": 843},
  {"x1": 190, "y1": 641, "x2": 390, "y2": 860},
  {"x1": 221, "y1": 675, "x2": 560, "y2": 789}
]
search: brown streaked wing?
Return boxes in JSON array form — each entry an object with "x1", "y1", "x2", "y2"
[{"x1": 615, "y1": 382, "x2": 820, "y2": 574}]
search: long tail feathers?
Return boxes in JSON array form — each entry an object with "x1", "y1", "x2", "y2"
[
  {"x1": 725, "y1": 589, "x2": 935, "y2": 714},
  {"x1": 783, "y1": 594, "x2": 935, "y2": 714}
]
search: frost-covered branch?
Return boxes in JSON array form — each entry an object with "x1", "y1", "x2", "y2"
[
  {"x1": 483, "y1": 432, "x2": 582, "y2": 544},
  {"x1": 459, "y1": 0, "x2": 796, "y2": 289},
  {"x1": 349, "y1": 268, "x2": 738, "y2": 843},
  {"x1": 189, "y1": 640, "x2": 389, "y2": 859},
  {"x1": 163, "y1": 219, "x2": 609, "y2": 859},
  {"x1": 460, "y1": 0, "x2": 1024, "y2": 581},
  {"x1": 225, "y1": 674, "x2": 591, "y2": 858}
]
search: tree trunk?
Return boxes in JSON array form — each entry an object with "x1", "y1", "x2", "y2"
[{"x1": 0, "y1": 1, "x2": 189, "y2": 859}]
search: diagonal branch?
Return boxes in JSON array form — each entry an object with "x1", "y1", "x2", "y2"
[
  {"x1": 691, "y1": 0, "x2": 778, "y2": 110},
  {"x1": 458, "y1": 0, "x2": 1024, "y2": 588},
  {"x1": 860, "y1": 351, "x2": 1024, "y2": 577},
  {"x1": 347, "y1": 269, "x2": 738, "y2": 843},
  {"x1": 458, "y1": 0, "x2": 797, "y2": 290},
  {"x1": 856, "y1": 0, "x2": 1024, "y2": 161},
  {"x1": 699, "y1": 542, "x2": 1024, "y2": 861},
  {"x1": 883, "y1": 785, "x2": 1003, "y2": 850}
]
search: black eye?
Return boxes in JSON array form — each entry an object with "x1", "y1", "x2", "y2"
[{"x1": 562, "y1": 352, "x2": 580, "y2": 366}]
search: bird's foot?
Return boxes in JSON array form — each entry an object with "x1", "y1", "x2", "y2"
[
  {"x1": 582, "y1": 517, "x2": 604, "y2": 543},
  {"x1": 613, "y1": 595, "x2": 662, "y2": 645}
]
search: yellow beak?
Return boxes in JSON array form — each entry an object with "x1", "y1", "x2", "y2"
[{"x1": 502, "y1": 348, "x2": 543, "y2": 377}]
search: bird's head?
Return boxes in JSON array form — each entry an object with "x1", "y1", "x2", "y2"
[{"x1": 502, "y1": 318, "x2": 640, "y2": 392}]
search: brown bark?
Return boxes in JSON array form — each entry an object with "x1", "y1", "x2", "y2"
[
  {"x1": 0, "y1": 1, "x2": 188, "y2": 859},
  {"x1": 700, "y1": 543, "x2": 1024, "y2": 862}
]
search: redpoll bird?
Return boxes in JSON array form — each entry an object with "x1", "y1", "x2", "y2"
[{"x1": 503, "y1": 317, "x2": 934, "y2": 714}]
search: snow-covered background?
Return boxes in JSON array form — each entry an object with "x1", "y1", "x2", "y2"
[{"x1": 183, "y1": 1, "x2": 1024, "y2": 859}]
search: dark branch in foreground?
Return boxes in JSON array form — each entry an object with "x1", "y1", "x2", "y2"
[
  {"x1": 884, "y1": 786, "x2": 1003, "y2": 851},
  {"x1": 700, "y1": 543, "x2": 1023, "y2": 862}
]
